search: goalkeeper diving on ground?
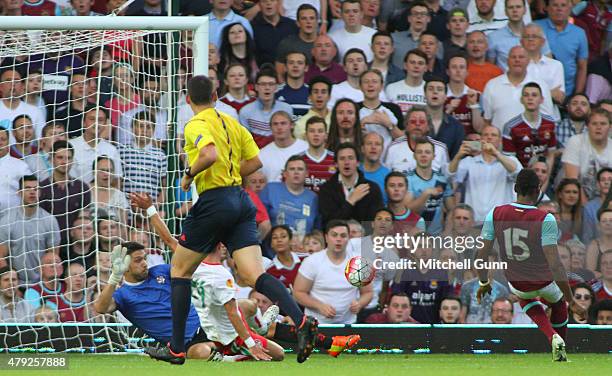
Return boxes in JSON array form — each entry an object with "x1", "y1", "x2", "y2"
[{"x1": 93, "y1": 192, "x2": 361, "y2": 361}]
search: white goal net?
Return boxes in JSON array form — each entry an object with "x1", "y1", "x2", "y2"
[{"x1": 0, "y1": 16, "x2": 207, "y2": 352}]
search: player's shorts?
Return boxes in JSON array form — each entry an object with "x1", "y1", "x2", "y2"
[
  {"x1": 185, "y1": 326, "x2": 211, "y2": 351},
  {"x1": 179, "y1": 186, "x2": 259, "y2": 254},
  {"x1": 215, "y1": 330, "x2": 269, "y2": 357},
  {"x1": 508, "y1": 281, "x2": 563, "y2": 304}
]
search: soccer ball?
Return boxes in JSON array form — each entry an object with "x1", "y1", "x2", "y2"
[{"x1": 344, "y1": 256, "x2": 375, "y2": 288}]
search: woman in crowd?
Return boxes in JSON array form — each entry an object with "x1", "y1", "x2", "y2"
[
  {"x1": 569, "y1": 283, "x2": 596, "y2": 324},
  {"x1": 586, "y1": 208, "x2": 612, "y2": 276},
  {"x1": 218, "y1": 22, "x2": 258, "y2": 84},
  {"x1": 556, "y1": 178, "x2": 584, "y2": 242},
  {"x1": 266, "y1": 225, "x2": 304, "y2": 289},
  {"x1": 327, "y1": 98, "x2": 363, "y2": 153}
]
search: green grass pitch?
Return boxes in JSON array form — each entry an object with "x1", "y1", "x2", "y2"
[{"x1": 3, "y1": 354, "x2": 610, "y2": 376}]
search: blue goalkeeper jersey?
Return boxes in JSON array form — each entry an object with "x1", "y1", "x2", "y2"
[{"x1": 113, "y1": 264, "x2": 200, "y2": 344}]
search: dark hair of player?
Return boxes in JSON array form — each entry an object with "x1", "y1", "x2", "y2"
[
  {"x1": 325, "y1": 219, "x2": 350, "y2": 235},
  {"x1": 187, "y1": 75, "x2": 215, "y2": 105},
  {"x1": 123, "y1": 241, "x2": 146, "y2": 256},
  {"x1": 514, "y1": 168, "x2": 541, "y2": 200}
]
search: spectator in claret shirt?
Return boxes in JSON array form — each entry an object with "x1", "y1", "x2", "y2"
[
  {"x1": 266, "y1": 225, "x2": 305, "y2": 288},
  {"x1": 21, "y1": 0, "x2": 61, "y2": 16},
  {"x1": 219, "y1": 63, "x2": 255, "y2": 114},
  {"x1": 298, "y1": 117, "x2": 336, "y2": 193},
  {"x1": 502, "y1": 82, "x2": 557, "y2": 168},
  {"x1": 53, "y1": 263, "x2": 88, "y2": 322},
  {"x1": 304, "y1": 34, "x2": 347, "y2": 86},
  {"x1": 365, "y1": 293, "x2": 419, "y2": 324},
  {"x1": 24, "y1": 251, "x2": 65, "y2": 310}
]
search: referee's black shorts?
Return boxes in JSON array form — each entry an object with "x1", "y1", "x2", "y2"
[{"x1": 178, "y1": 186, "x2": 259, "y2": 255}]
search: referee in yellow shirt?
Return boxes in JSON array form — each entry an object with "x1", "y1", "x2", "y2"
[{"x1": 145, "y1": 76, "x2": 318, "y2": 364}]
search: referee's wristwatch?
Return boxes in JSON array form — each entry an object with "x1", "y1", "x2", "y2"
[{"x1": 184, "y1": 166, "x2": 195, "y2": 178}]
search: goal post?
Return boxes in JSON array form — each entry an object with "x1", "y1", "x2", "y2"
[{"x1": 0, "y1": 16, "x2": 208, "y2": 352}]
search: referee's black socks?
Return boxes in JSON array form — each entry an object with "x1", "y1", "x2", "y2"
[
  {"x1": 170, "y1": 277, "x2": 191, "y2": 353},
  {"x1": 255, "y1": 273, "x2": 304, "y2": 326}
]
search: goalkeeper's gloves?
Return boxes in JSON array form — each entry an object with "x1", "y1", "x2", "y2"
[{"x1": 109, "y1": 244, "x2": 131, "y2": 286}]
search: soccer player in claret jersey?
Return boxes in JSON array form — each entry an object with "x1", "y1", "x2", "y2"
[
  {"x1": 146, "y1": 75, "x2": 318, "y2": 365},
  {"x1": 476, "y1": 169, "x2": 585, "y2": 361}
]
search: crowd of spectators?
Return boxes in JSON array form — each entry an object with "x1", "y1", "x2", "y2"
[{"x1": 0, "y1": 0, "x2": 611, "y2": 327}]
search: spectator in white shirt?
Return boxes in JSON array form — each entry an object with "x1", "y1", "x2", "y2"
[
  {"x1": 0, "y1": 127, "x2": 32, "y2": 216},
  {"x1": 259, "y1": 111, "x2": 308, "y2": 182},
  {"x1": 521, "y1": 23, "x2": 565, "y2": 107},
  {"x1": 562, "y1": 108, "x2": 612, "y2": 201},
  {"x1": 482, "y1": 45, "x2": 555, "y2": 130},
  {"x1": 329, "y1": 48, "x2": 387, "y2": 108},
  {"x1": 328, "y1": 0, "x2": 377, "y2": 62},
  {"x1": 385, "y1": 49, "x2": 428, "y2": 115},
  {"x1": 0, "y1": 68, "x2": 45, "y2": 143},
  {"x1": 447, "y1": 125, "x2": 522, "y2": 223},
  {"x1": 293, "y1": 220, "x2": 373, "y2": 324},
  {"x1": 69, "y1": 106, "x2": 122, "y2": 184}
]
